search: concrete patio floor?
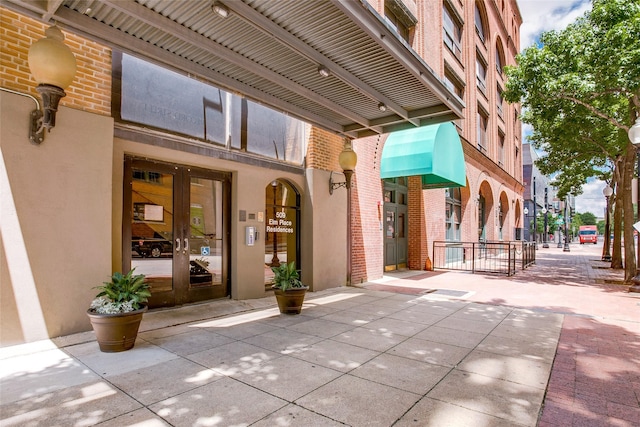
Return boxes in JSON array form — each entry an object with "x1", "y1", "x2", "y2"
[{"x1": 1, "y1": 242, "x2": 638, "y2": 426}]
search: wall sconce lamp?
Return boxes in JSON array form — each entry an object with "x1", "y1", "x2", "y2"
[
  {"x1": 329, "y1": 140, "x2": 358, "y2": 194},
  {"x1": 27, "y1": 25, "x2": 77, "y2": 144},
  {"x1": 212, "y1": 1, "x2": 229, "y2": 18}
]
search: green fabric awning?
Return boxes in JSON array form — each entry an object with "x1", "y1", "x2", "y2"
[{"x1": 380, "y1": 122, "x2": 466, "y2": 189}]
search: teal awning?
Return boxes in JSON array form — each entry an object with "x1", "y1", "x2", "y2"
[{"x1": 380, "y1": 122, "x2": 466, "y2": 189}]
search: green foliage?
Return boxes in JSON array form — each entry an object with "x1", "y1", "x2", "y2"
[
  {"x1": 577, "y1": 212, "x2": 597, "y2": 225},
  {"x1": 504, "y1": 0, "x2": 640, "y2": 196},
  {"x1": 271, "y1": 262, "x2": 305, "y2": 291},
  {"x1": 94, "y1": 268, "x2": 151, "y2": 310},
  {"x1": 597, "y1": 219, "x2": 606, "y2": 235}
]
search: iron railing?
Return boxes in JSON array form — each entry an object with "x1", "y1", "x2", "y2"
[{"x1": 432, "y1": 240, "x2": 535, "y2": 276}]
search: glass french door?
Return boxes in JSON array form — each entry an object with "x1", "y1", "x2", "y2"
[
  {"x1": 124, "y1": 158, "x2": 230, "y2": 308},
  {"x1": 383, "y1": 178, "x2": 408, "y2": 272}
]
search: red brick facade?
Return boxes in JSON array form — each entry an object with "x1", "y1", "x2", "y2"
[{"x1": 345, "y1": 0, "x2": 524, "y2": 283}]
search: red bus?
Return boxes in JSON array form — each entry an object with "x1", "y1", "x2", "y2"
[{"x1": 579, "y1": 225, "x2": 598, "y2": 244}]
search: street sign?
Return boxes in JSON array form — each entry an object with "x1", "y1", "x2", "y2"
[{"x1": 634, "y1": 221, "x2": 640, "y2": 233}]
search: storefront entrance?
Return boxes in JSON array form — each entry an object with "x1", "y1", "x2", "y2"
[
  {"x1": 123, "y1": 158, "x2": 231, "y2": 307},
  {"x1": 383, "y1": 178, "x2": 408, "y2": 271}
]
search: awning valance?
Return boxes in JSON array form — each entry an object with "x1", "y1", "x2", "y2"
[{"x1": 380, "y1": 122, "x2": 466, "y2": 189}]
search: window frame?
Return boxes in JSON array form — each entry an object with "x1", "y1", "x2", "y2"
[
  {"x1": 443, "y1": 5, "x2": 463, "y2": 60},
  {"x1": 474, "y1": 2, "x2": 487, "y2": 43},
  {"x1": 477, "y1": 108, "x2": 488, "y2": 153},
  {"x1": 476, "y1": 54, "x2": 488, "y2": 94}
]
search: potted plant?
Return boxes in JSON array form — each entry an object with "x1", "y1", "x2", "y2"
[
  {"x1": 86, "y1": 269, "x2": 151, "y2": 352},
  {"x1": 271, "y1": 261, "x2": 308, "y2": 314}
]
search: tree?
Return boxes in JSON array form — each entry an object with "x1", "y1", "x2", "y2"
[
  {"x1": 578, "y1": 212, "x2": 597, "y2": 225},
  {"x1": 505, "y1": 0, "x2": 640, "y2": 282}
]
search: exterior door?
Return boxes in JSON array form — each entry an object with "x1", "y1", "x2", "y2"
[
  {"x1": 383, "y1": 178, "x2": 408, "y2": 271},
  {"x1": 124, "y1": 158, "x2": 230, "y2": 308}
]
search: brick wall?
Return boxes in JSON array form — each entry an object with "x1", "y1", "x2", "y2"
[
  {"x1": 0, "y1": 7, "x2": 111, "y2": 116},
  {"x1": 350, "y1": 135, "x2": 384, "y2": 283},
  {"x1": 306, "y1": 127, "x2": 344, "y2": 171}
]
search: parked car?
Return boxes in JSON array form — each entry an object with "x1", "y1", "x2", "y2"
[{"x1": 132, "y1": 233, "x2": 173, "y2": 257}]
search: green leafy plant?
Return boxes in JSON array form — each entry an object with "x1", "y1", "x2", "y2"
[
  {"x1": 89, "y1": 269, "x2": 151, "y2": 314},
  {"x1": 271, "y1": 261, "x2": 305, "y2": 291}
]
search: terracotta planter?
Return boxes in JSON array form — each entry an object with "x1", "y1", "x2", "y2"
[
  {"x1": 86, "y1": 306, "x2": 147, "y2": 352},
  {"x1": 273, "y1": 287, "x2": 308, "y2": 314}
]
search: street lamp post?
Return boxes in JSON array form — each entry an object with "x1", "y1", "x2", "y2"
[
  {"x1": 602, "y1": 185, "x2": 613, "y2": 262},
  {"x1": 563, "y1": 197, "x2": 570, "y2": 252},
  {"x1": 542, "y1": 187, "x2": 549, "y2": 248},
  {"x1": 629, "y1": 117, "x2": 640, "y2": 292},
  {"x1": 557, "y1": 204, "x2": 563, "y2": 248},
  {"x1": 533, "y1": 176, "x2": 538, "y2": 249},
  {"x1": 329, "y1": 139, "x2": 357, "y2": 286}
]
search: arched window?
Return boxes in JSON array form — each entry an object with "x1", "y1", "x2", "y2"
[
  {"x1": 265, "y1": 180, "x2": 300, "y2": 286},
  {"x1": 474, "y1": 2, "x2": 487, "y2": 43},
  {"x1": 495, "y1": 39, "x2": 505, "y2": 75}
]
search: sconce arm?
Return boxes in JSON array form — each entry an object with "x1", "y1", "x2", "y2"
[{"x1": 0, "y1": 86, "x2": 46, "y2": 144}]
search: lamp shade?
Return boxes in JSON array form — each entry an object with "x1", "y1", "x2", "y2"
[
  {"x1": 629, "y1": 117, "x2": 640, "y2": 146},
  {"x1": 603, "y1": 186, "x2": 613, "y2": 197},
  {"x1": 28, "y1": 26, "x2": 77, "y2": 89},
  {"x1": 338, "y1": 141, "x2": 357, "y2": 171}
]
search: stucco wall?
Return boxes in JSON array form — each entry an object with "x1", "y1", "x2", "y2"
[{"x1": 1, "y1": 92, "x2": 114, "y2": 346}]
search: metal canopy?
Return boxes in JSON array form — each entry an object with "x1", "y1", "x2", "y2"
[{"x1": 3, "y1": 0, "x2": 464, "y2": 139}]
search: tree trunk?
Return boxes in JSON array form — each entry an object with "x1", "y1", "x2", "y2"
[
  {"x1": 611, "y1": 157, "x2": 623, "y2": 269},
  {"x1": 621, "y1": 143, "x2": 637, "y2": 283}
]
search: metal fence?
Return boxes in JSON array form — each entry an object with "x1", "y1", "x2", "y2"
[{"x1": 432, "y1": 240, "x2": 535, "y2": 276}]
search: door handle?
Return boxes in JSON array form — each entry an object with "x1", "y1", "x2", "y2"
[
  {"x1": 175, "y1": 238, "x2": 181, "y2": 252},
  {"x1": 183, "y1": 238, "x2": 189, "y2": 254}
]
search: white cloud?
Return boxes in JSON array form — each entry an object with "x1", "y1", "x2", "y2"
[
  {"x1": 575, "y1": 179, "x2": 609, "y2": 217},
  {"x1": 517, "y1": 0, "x2": 592, "y2": 51}
]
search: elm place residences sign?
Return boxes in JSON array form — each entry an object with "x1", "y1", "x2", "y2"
[{"x1": 267, "y1": 211, "x2": 294, "y2": 234}]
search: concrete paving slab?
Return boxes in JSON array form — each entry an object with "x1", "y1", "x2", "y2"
[
  {"x1": 242, "y1": 328, "x2": 323, "y2": 355},
  {"x1": 331, "y1": 325, "x2": 407, "y2": 352},
  {"x1": 106, "y1": 357, "x2": 224, "y2": 405},
  {"x1": 251, "y1": 403, "x2": 346, "y2": 427},
  {"x1": 148, "y1": 376, "x2": 287, "y2": 426},
  {"x1": 458, "y1": 349, "x2": 553, "y2": 389},
  {"x1": 285, "y1": 317, "x2": 357, "y2": 338},
  {"x1": 228, "y1": 354, "x2": 343, "y2": 401},
  {"x1": 362, "y1": 316, "x2": 431, "y2": 337},
  {"x1": 434, "y1": 315, "x2": 501, "y2": 334},
  {"x1": 63, "y1": 340, "x2": 178, "y2": 377},
  {"x1": 143, "y1": 329, "x2": 235, "y2": 356},
  {"x1": 94, "y1": 408, "x2": 172, "y2": 426},
  {"x1": 350, "y1": 353, "x2": 452, "y2": 394},
  {"x1": 427, "y1": 369, "x2": 545, "y2": 426},
  {"x1": 0, "y1": 347, "x2": 99, "y2": 405},
  {"x1": 291, "y1": 338, "x2": 379, "y2": 372},
  {"x1": 296, "y1": 374, "x2": 421, "y2": 427},
  {"x1": 414, "y1": 325, "x2": 487, "y2": 348},
  {"x1": 0, "y1": 380, "x2": 142, "y2": 426},
  {"x1": 186, "y1": 341, "x2": 281, "y2": 376},
  {"x1": 395, "y1": 396, "x2": 519, "y2": 427},
  {"x1": 478, "y1": 334, "x2": 558, "y2": 361},
  {"x1": 388, "y1": 337, "x2": 473, "y2": 367},
  {"x1": 386, "y1": 308, "x2": 448, "y2": 325}
]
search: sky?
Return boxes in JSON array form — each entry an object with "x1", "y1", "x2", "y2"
[{"x1": 515, "y1": 0, "x2": 607, "y2": 216}]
